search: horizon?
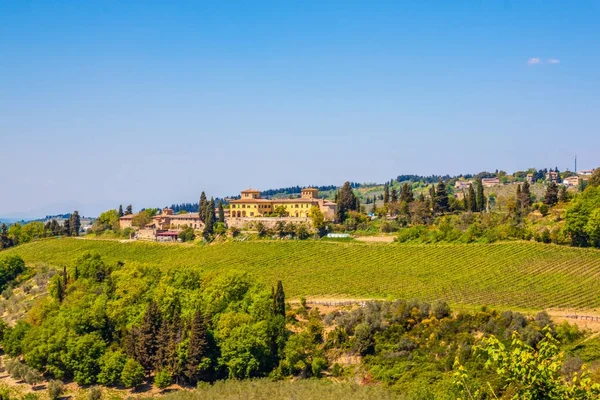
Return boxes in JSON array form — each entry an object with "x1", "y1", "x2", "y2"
[{"x1": 2, "y1": 1, "x2": 599, "y2": 218}]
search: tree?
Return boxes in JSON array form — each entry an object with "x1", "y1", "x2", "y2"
[
  {"x1": 125, "y1": 205, "x2": 133, "y2": 215},
  {"x1": 203, "y1": 199, "x2": 215, "y2": 240},
  {"x1": 154, "y1": 370, "x2": 171, "y2": 390},
  {"x1": 199, "y1": 192, "x2": 208, "y2": 223},
  {"x1": 118, "y1": 205, "x2": 124, "y2": 217},
  {"x1": 467, "y1": 184, "x2": 477, "y2": 212},
  {"x1": 399, "y1": 183, "x2": 414, "y2": 203},
  {"x1": 544, "y1": 182, "x2": 559, "y2": 206},
  {"x1": 63, "y1": 218, "x2": 71, "y2": 237},
  {"x1": 69, "y1": 211, "x2": 81, "y2": 236},
  {"x1": 0, "y1": 223, "x2": 12, "y2": 249},
  {"x1": 272, "y1": 205, "x2": 289, "y2": 217},
  {"x1": 433, "y1": 179, "x2": 449, "y2": 214},
  {"x1": 121, "y1": 358, "x2": 145, "y2": 389},
  {"x1": 217, "y1": 200, "x2": 225, "y2": 223},
  {"x1": 520, "y1": 181, "x2": 532, "y2": 209},
  {"x1": 98, "y1": 349, "x2": 127, "y2": 386},
  {"x1": 308, "y1": 206, "x2": 325, "y2": 233},
  {"x1": 336, "y1": 182, "x2": 358, "y2": 223},
  {"x1": 186, "y1": 310, "x2": 210, "y2": 383},
  {"x1": 132, "y1": 210, "x2": 152, "y2": 228},
  {"x1": 273, "y1": 280, "x2": 285, "y2": 318},
  {"x1": 390, "y1": 188, "x2": 398, "y2": 203},
  {"x1": 476, "y1": 179, "x2": 485, "y2": 212},
  {"x1": 137, "y1": 301, "x2": 162, "y2": 372},
  {"x1": 383, "y1": 183, "x2": 390, "y2": 205},
  {"x1": 588, "y1": 169, "x2": 600, "y2": 188},
  {"x1": 559, "y1": 185, "x2": 569, "y2": 203}
]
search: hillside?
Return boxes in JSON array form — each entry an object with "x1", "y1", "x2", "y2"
[{"x1": 4, "y1": 238, "x2": 600, "y2": 310}]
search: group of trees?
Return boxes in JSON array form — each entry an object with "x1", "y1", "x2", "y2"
[
  {"x1": 1, "y1": 253, "x2": 289, "y2": 390},
  {"x1": 0, "y1": 211, "x2": 82, "y2": 250},
  {"x1": 198, "y1": 192, "x2": 225, "y2": 240}
]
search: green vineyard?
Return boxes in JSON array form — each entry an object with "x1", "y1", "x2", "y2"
[{"x1": 3, "y1": 238, "x2": 600, "y2": 310}]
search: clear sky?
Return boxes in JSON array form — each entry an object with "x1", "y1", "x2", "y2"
[{"x1": 1, "y1": 1, "x2": 599, "y2": 218}]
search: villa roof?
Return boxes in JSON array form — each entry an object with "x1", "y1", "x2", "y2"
[
  {"x1": 230, "y1": 198, "x2": 321, "y2": 204},
  {"x1": 241, "y1": 188, "x2": 261, "y2": 193},
  {"x1": 153, "y1": 212, "x2": 201, "y2": 219},
  {"x1": 119, "y1": 214, "x2": 135, "y2": 220}
]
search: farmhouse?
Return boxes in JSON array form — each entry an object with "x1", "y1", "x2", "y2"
[
  {"x1": 151, "y1": 208, "x2": 204, "y2": 230},
  {"x1": 564, "y1": 176, "x2": 580, "y2": 187},
  {"x1": 481, "y1": 178, "x2": 501, "y2": 187},
  {"x1": 454, "y1": 181, "x2": 472, "y2": 190},
  {"x1": 118, "y1": 214, "x2": 135, "y2": 229},
  {"x1": 546, "y1": 171, "x2": 559, "y2": 183},
  {"x1": 229, "y1": 188, "x2": 336, "y2": 220}
]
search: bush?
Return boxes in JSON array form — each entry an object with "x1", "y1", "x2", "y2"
[
  {"x1": 154, "y1": 370, "x2": 172, "y2": 390},
  {"x1": 87, "y1": 386, "x2": 103, "y2": 400},
  {"x1": 311, "y1": 357, "x2": 327, "y2": 377},
  {"x1": 47, "y1": 380, "x2": 64, "y2": 400},
  {"x1": 120, "y1": 359, "x2": 145, "y2": 389},
  {"x1": 431, "y1": 300, "x2": 451, "y2": 319}
]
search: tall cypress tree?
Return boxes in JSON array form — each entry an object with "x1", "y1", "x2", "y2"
[
  {"x1": 429, "y1": 184, "x2": 436, "y2": 210},
  {"x1": 336, "y1": 182, "x2": 358, "y2": 222},
  {"x1": 186, "y1": 310, "x2": 209, "y2": 383},
  {"x1": 118, "y1": 205, "x2": 124, "y2": 217},
  {"x1": 217, "y1": 200, "x2": 225, "y2": 223},
  {"x1": 400, "y1": 183, "x2": 414, "y2": 203},
  {"x1": 273, "y1": 280, "x2": 285, "y2": 318},
  {"x1": 476, "y1": 179, "x2": 485, "y2": 212},
  {"x1": 203, "y1": 199, "x2": 215, "y2": 240},
  {"x1": 391, "y1": 188, "x2": 398, "y2": 203},
  {"x1": 467, "y1": 184, "x2": 477, "y2": 212},
  {"x1": 383, "y1": 183, "x2": 390, "y2": 204},
  {"x1": 558, "y1": 185, "x2": 568, "y2": 203},
  {"x1": 199, "y1": 192, "x2": 207, "y2": 223},
  {"x1": 521, "y1": 181, "x2": 532, "y2": 208},
  {"x1": 70, "y1": 211, "x2": 81, "y2": 236},
  {"x1": 434, "y1": 180, "x2": 449, "y2": 213},
  {"x1": 137, "y1": 301, "x2": 162, "y2": 372},
  {"x1": 63, "y1": 218, "x2": 71, "y2": 237},
  {"x1": 125, "y1": 205, "x2": 133, "y2": 215}
]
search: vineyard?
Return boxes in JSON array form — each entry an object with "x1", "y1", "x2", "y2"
[{"x1": 3, "y1": 238, "x2": 600, "y2": 310}]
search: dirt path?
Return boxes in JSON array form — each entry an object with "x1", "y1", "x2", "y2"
[{"x1": 354, "y1": 236, "x2": 395, "y2": 243}]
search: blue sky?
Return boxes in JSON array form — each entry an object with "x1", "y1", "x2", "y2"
[{"x1": 1, "y1": 1, "x2": 599, "y2": 217}]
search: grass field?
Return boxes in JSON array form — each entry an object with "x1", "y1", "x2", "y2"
[{"x1": 3, "y1": 238, "x2": 600, "y2": 310}]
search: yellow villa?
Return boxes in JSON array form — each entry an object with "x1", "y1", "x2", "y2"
[{"x1": 229, "y1": 188, "x2": 336, "y2": 220}]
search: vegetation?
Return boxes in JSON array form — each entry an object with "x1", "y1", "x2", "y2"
[{"x1": 4, "y1": 239, "x2": 600, "y2": 309}]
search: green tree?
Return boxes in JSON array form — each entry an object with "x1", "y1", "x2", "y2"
[
  {"x1": 97, "y1": 349, "x2": 127, "y2": 386},
  {"x1": 383, "y1": 183, "x2": 390, "y2": 204},
  {"x1": 308, "y1": 206, "x2": 325, "y2": 233},
  {"x1": 203, "y1": 199, "x2": 215, "y2": 240},
  {"x1": 589, "y1": 169, "x2": 600, "y2": 187},
  {"x1": 47, "y1": 380, "x2": 64, "y2": 400},
  {"x1": 273, "y1": 281, "x2": 285, "y2": 318},
  {"x1": 154, "y1": 369, "x2": 171, "y2": 390},
  {"x1": 199, "y1": 192, "x2": 208, "y2": 223},
  {"x1": 217, "y1": 200, "x2": 225, "y2": 223},
  {"x1": 585, "y1": 208, "x2": 600, "y2": 248},
  {"x1": 433, "y1": 179, "x2": 449, "y2": 214},
  {"x1": 521, "y1": 180, "x2": 532, "y2": 208},
  {"x1": 399, "y1": 183, "x2": 414, "y2": 203},
  {"x1": 559, "y1": 185, "x2": 569, "y2": 203},
  {"x1": 336, "y1": 182, "x2": 358, "y2": 223},
  {"x1": 125, "y1": 205, "x2": 133, "y2": 215},
  {"x1": 272, "y1": 205, "x2": 289, "y2": 217},
  {"x1": 137, "y1": 301, "x2": 162, "y2": 372},
  {"x1": 118, "y1": 205, "x2": 124, "y2": 217},
  {"x1": 120, "y1": 358, "x2": 145, "y2": 389},
  {"x1": 63, "y1": 332, "x2": 106, "y2": 385},
  {"x1": 390, "y1": 188, "x2": 398, "y2": 203},
  {"x1": 544, "y1": 182, "x2": 559, "y2": 206},
  {"x1": 476, "y1": 179, "x2": 485, "y2": 212},
  {"x1": 70, "y1": 211, "x2": 81, "y2": 236},
  {"x1": 63, "y1": 218, "x2": 71, "y2": 237},
  {"x1": 186, "y1": 310, "x2": 210, "y2": 383}
]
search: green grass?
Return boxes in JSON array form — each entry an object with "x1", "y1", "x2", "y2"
[{"x1": 3, "y1": 238, "x2": 600, "y2": 310}]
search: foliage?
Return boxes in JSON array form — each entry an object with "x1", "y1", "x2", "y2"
[
  {"x1": 178, "y1": 226, "x2": 195, "y2": 242},
  {"x1": 154, "y1": 369, "x2": 172, "y2": 390},
  {"x1": 565, "y1": 186, "x2": 600, "y2": 247},
  {"x1": 120, "y1": 358, "x2": 145, "y2": 388},
  {"x1": 0, "y1": 255, "x2": 25, "y2": 292},
  {"x1": 47, "y1": 380, "x2": 64, "y2": 400}
]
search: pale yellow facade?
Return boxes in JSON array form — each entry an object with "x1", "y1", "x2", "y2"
[{"x1": 229, "y1": 188, "x2": 336, "y2": 220}]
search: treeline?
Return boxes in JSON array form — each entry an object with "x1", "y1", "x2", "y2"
[
  {"x1": 0, "y1": 211, "x2": 82, "y2": 251},
  {"x1": 259, "y1": 184, "x2": 354, "y2": 198}
]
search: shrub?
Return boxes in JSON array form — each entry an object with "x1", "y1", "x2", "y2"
[
  {"x1": 154, "y1": 370, "x2": 172, "y2": 390},
  {"x1": 87, "y1": 386, "x2": 103, "y2": 400},
  {"x1": 431, "y1": 300, "x2": 451, "y2": 319},
  {"x1": 120, "y1": 359, "x2": 145, "y2": 389},
  {"x1": 311, "y1": 357, "x2": 327, "y2": 377},
  {"x1": 47, "y1": 380, "x2": 64, "y2": 400}
]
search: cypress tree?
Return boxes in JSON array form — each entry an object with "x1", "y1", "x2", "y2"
[
  {"x1": 516, "y1": 185, "x2": 522, "y2": 211},
  {"x1": 0, "y1": 223, "x2": 10, "y2": 249},
  {"x1": 118, "y1": 205, "x2": 124, "y2": 217},
  {"x1": 186, "y1": 310, "x2": 209, "y2": 383},
  {"x1": 217, "y1": 200, "x2": 225, "y2": 223},
  {"x1": 199, "y1": 192, "x2": 208, "y2": 223},
  {"x1": 63, "y1": 218, "x2": 71, "y2": 236},
  {"x1": 273, "y1": 280, "x2": 285, "y2": 318},
  {"x1": 434, "y1": 179, "x2": 449, "y2": 213},
  {"x1": 70, "y1": 211, "x2": 81, "y2": 237},
  {"x1": 383, "y1": 183, "x2": 390, "y2": 204},
  {"x1": 558, "y1": 185, "x2": 568, "y2": 203},
  {"x1": 125, "y1": 205, "x2": 133, "y2": 215},
  {"x1": 391, "y1": 188, "x2": 398, "y2": 203},
  {"x1": 544, "y1": 182, "x2": 559, "y2": 206},
  {"x1": 418, "y1": 193, "x2": 425, "y2": 202},
  {"x1": 400, "y1": 183, "x2": 414, "y2": 203},
  {"x1": 203, "y1": 199, "x2": 215, "y2": 240},
  {"x1": 476, "y1": 179, "x2": 485, "y2": 212},
  {"x1": 521, "y1": 181, "x2": 532, "y2": 208},
  {"x1": 467, "y1": 184, "x2": 477, "y2": 212},
  {"x1": 62, "y1": 266, "x2": 68, "y2": 288},
  {"x1": 138, "y1": 301, "x2": 162, "y2": 372},
  {"x1": 336, "y1": 182, "x2": 358, "y2": 223},
  {"x1": 429, "y1": 184, "x2": 436, "y2": 210}
]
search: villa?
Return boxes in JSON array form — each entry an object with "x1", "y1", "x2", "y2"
[{"x1": 229, "y1": 188, "x2": 336, "y2": 220}]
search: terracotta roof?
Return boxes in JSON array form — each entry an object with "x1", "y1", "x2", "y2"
[
  {"x1": 231, "y1": 198, "x2": 320, "y2": 204},
  {"x1": 241, "y1": 188, "x2": 261, "y2": 193},
  {"x1": 119, "y1": 214, "x2": 135, "y2": 220},
  {"x1": 153, "y1": 212, "x2": 201, "y2": 219}
]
